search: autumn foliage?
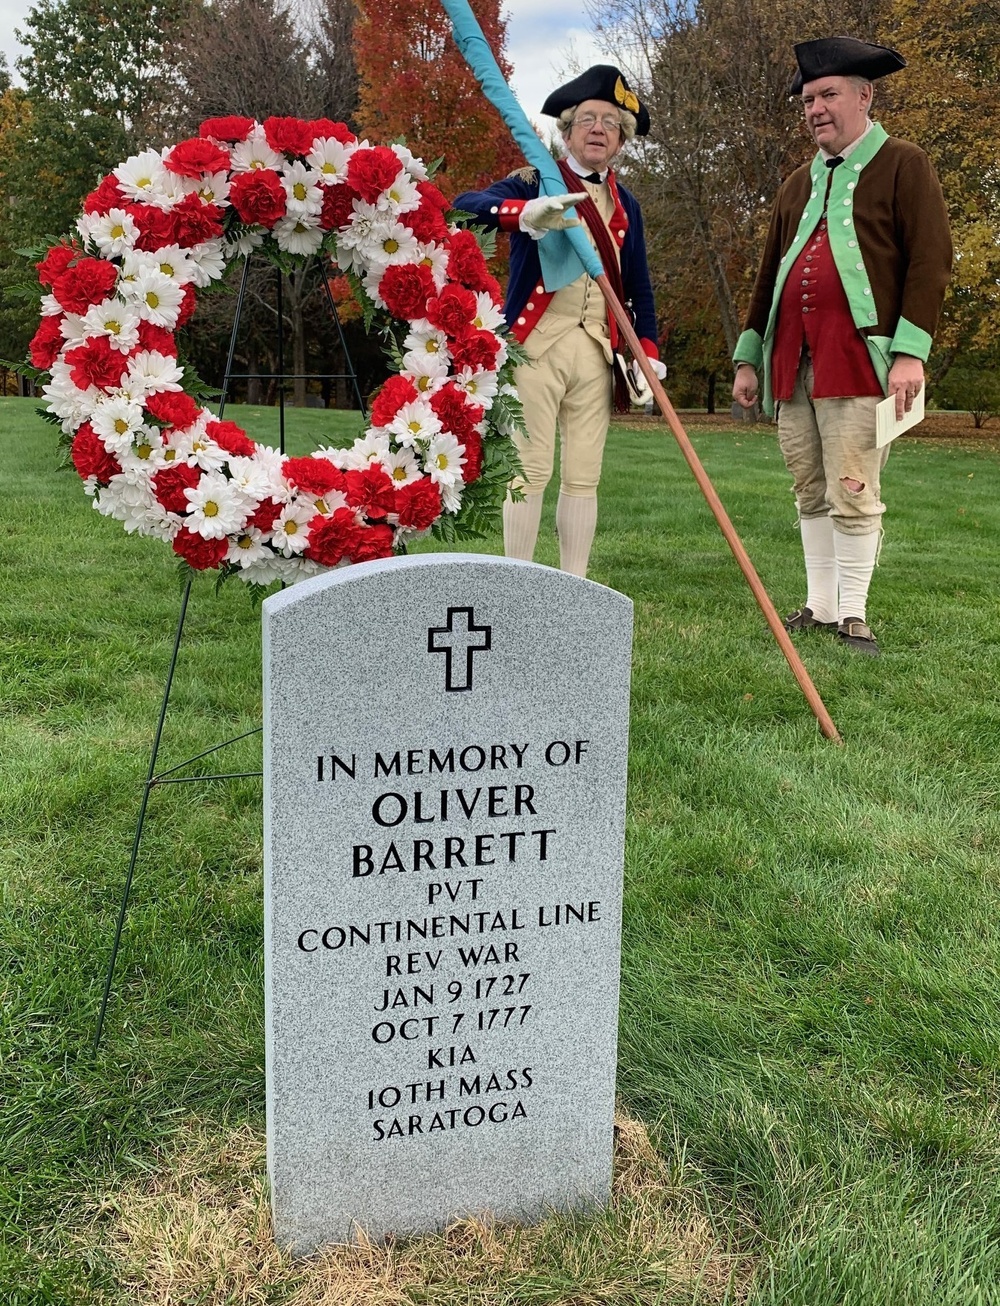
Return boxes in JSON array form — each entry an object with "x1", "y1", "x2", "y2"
[{"x1": 352, "y1": 0, "x2": 524, "y2": 196}]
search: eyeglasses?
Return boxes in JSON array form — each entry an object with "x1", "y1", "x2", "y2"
[{"x1": 571, "y1": 113, "x2": 623, "y2": 133}]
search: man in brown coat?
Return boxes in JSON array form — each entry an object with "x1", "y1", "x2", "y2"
[{"x1": 733, "y1": 37, "x2": 952, "y2": 655}]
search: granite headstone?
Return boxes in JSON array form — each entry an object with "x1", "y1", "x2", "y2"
[{"x1": 263, "y1": 553, "x2": 633, "y2": 1253}]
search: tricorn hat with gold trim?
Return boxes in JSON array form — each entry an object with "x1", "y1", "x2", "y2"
[
  {"x1": 790, "y1": 37, "x2": 906, "y2": 95},
  {"x1": 541, "y1": 64, "x2": 650, "y2": 136}
]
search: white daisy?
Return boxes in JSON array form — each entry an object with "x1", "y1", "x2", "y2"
[
  {"x1": 226, "y1": 526, "x2": 272, "y2": 568},
  {"x1": 387, "y1": 399, "x2": 443, "y2": 449},
  {"x1": 271, "y1": 501, "x2": 314, "y2": 555},
  {"x1": 415, "y1": 242, "x2": 449, "y2": 289},
  {"x1": 170, "y1": 420, "x2": 227, "y2": 473},
  {"x1": 298, "y1": 487, "x2": 348, "y2": 517},
  {"x1": 440, "y1": 479, "x2": 463, "y2": 514},
  {"x1": 229, "y1": 129, "x2": 283, "y2": 173},
  {"x1": 40, "y1": 293, "x2": 63, "y2": 318},
  {"x1": 145, "y1": 244, "x2": 197, "y2": 287},
  {"x1": 59, "y1": 313, "x2": 89, "y2": 349},
  {"x1": 401, "y1": 346, "x2": 450, "y2": 380},
  {"x1": 225, "y1": 452, "x2": 283, "y2": 504},
  {"x1": 89, "y1": 396, "x2": 146, "y2": 451},
  {"x1": 306, "y1": 137, "x2": 354, "y2": 183},
  {"x1": 375, "y1": 167, "x2": 421, "y2": 216},
  {"x1": 391, "y1": 143, "x2": 429, "y2": 182},
  {"x1": 425, "y1": 431, "x2": 465, "y2": 487},
  {"x1": 78, "y1": 207, "x2": 140, "y2": 256},
  {"x1": 236, "y1": 553, "x2": 305, "y2": 585},
  {"x1": 281, "y1": 161, "x2": 323, "y2": 216},
  {"x1": 181, "y1": 171, "x2": 231, "y2": 206},
  {"x1": 116, "y1": 430, "x2": 168, "y2": 477},
  {"x1": 472, "y1": 292, "x2": 506, "y2": 333},
  {"x1": 273, "y1": 214, "x2": 324, "y2": 256},
  {"x1": 82, "y1": 300, "x2": 142, "y2": 353},
  {"x1": 187, "y1": 239, "x2": 227, "y2": 288},
  {"x1": 123, "y1": 350, "x2": 184, "y2": 399},
  {"x1": 114, "y1": 150, "x2": 172, "y2": 207},
  {"x1": 183, "y1": 473, "x2": 248, "y2": 538},
  {"x1": 454, "y1": 366, "x2": 500, "y2": 407},
  {"x1": 225, "y1": 230, "x2": 265, "y2": 259},
  {"x1": 124, "y1": 269, "x2": 185, "y2": 329},
  {"x1": 339, "y1": 429, "x2": 391, "y2": 470},
  {"x1": 407, "y1": 371, "x2": 448, "y2": 399},
  {"x1": 379, "y1": 447, "x2": 421, "y2": 486}
]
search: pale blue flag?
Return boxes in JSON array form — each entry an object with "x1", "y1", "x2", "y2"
[{"x1": 437, "y1": 0, "x2": 603, "y2": 291}]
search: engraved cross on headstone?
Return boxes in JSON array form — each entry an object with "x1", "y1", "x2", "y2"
[{"x1": 427, "y1": 606, "x2": 492, "y2": 692}]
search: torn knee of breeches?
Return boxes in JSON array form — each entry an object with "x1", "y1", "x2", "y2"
[{"x1": 840, "y1": 477, "x2": 865, "y2": 494}]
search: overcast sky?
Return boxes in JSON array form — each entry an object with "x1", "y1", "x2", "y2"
[{"x1": 0, "y1": 0, "x2": 607, "y2": 127}]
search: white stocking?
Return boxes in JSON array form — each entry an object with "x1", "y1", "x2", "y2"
[
  {"x1": 834, "y1": 529, "x2": 880, "y2": 622},
  {"x1": 799, "y1": 516, "x2": 838, "y2": 623},
  {"x1": 503, "y1": 492, "x2": 544, "y2": 561},
  {"x1": 556, "y1": 492, "x2": 598, "y2": 577}
]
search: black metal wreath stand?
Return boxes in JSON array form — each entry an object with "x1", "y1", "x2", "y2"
[{"x1": 93, "y1": 256, "x2": 365, "y2": 1051}]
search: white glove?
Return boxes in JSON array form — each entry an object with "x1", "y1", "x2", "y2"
[
  {"x1": 520, "y1": 193, "x2": 587, "y2": 239},
  {"x1": 629, "y1": 357, "x2": 665, "y2": 406},
  {"x1": 642, "y1": 357, "x2": 667, "y2": 381}
]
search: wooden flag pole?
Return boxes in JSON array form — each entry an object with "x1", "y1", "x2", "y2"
[{"x1": 596, "y1": 273, "x2": 843, "y2": 745}]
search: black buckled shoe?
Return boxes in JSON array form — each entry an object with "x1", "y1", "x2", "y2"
[
  {"x1": 784, "y1": 606, "x2": 837, "y2": 634},
  {"x1": 837, "y1": 617, "x2": 880, "y2": 657}
]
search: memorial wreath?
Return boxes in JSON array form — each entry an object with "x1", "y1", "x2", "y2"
[{"x1": 28, "y1": 115, "x2": 523, "y2": 585}]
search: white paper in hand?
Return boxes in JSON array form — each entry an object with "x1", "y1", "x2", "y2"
[{"x1": 876, "y1": 387, "x2": 924, "y2": 448}]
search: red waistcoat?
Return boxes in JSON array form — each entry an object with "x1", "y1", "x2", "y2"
[{"x1": 771, "y1": 216, "x2": 881, "y2": 402}]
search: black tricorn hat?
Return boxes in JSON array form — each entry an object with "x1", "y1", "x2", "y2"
[
  {"x1": 541, "y1": 64, "x2": 650, "y2": 136},
  {"x1": 790, "y1": 37, "x2": 906, "y2": 95}
]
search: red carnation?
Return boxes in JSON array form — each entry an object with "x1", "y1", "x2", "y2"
[
  {"x1": 305, "y1": 506, "x2": 361, "y2": 566},
  {"x1": 249, "y1": 497, "x2": 283, "y2": 532},
  {"x1": 129, "y1": 203, "x2": 177, "y2": 252},
  {"x1": 353, "y1": 523, "x2": 395, "y2": 562},
  {"x1": 263, "y1": 116, "x2": 316, "y2": 157},
  {"x1": 378, "y1": 263, "x2": 435, "y2": 321},
  {"x1": 347, "y1": 146, "x2": 401, "y2": 204},
  {"x1": 229, "y1": 169, "x2": 287, "y2": 227},
  {"x1": 319, "y1": 182, "x2": 360, "y2": 232},
  {"x1": 461, "y1": 431, "x2": 484, "y2": 483},
  {"x1": 450, "y1": 328, "x2": 501, "y2": 373},
  {"x1": 206, "y1": 419, "x2": 256, "y2": 458},
  {"x1": 165, "y1": 137, "x2": 231, "y2": 178},
  {"x1": 153, "y1": 462, "x2": 201, "y2": 514},
  {"x1": 137, "y1": 321, "x2": 178, "y2": 356},
  {"x1": 52, "y1": 258, "x2": 118, "y2": 315},
  {"x1": 199, "y1": 115, "x2": 255, "y2": 142},
  {"x1": 394, "y1": 477, "x2": 442, "y2": 529},
  {"x1": 308, "y1": 119, "x2": 356, "y2": 144},
  {"x1": 425, "y1": 284, "x2": 478, "y2": 338},
  {"x1": 369, "y1": 374, "x2": 418, "y2": 428},
  {"x1": 404, "y1": 200, "x2": 449, "y2": 245},
  {"x1": 417, "y1": 180, "x2": 450, "y2": 212},
  {"x1": 430, "y1": 382, "x2": 480, "y2": 438},
  {"x1": 176, "y1": 284, "x2": 198, "y2": 328},
  {"x1": 36, "y1": 242, "x2": 80, "y2": 286},
  {"x1": 480, "y1": 273, "x2": 504, "y2": 306},
  {"x1": 446, "y1": 229, "x2": 490, "y2": 289},
  {"x1": 282, "y1": 455, "x2": 345, "y2": 496},
  {"x1": 170, "y1": 192, "x2": 224, "y2": 246},
  {"x1": 145, "y1": 390, "x2": 200, "y2": 430},
  {"x1": 82, "y1": 174, "x2": 127, "y2": 214},
  {"x1": 64, "y1": 336, "x2": 128, "y2": 391},
  {"x1": 344, "y1": 465, "x2": 397, "y2": 518},
  {"x1": 29, "y1": 316, "x2": 65, "y2": 369},
  {"x1": 71, "y1": 422, "x2": 121, "y2": 484},
  {"x1": 172, "y1": 527, "x2": 228, "y2": 570}
]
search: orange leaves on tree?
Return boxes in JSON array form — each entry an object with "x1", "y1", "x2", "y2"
[{"x1": 352, "y1": 0, "x2": 524, "y2": 197}]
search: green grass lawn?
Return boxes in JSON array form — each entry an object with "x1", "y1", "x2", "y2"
[{"x1": 2, "y1": 396, "x2": 1000, "y2": 1304}]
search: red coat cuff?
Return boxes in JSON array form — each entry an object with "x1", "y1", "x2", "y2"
[{"x1": 494, "y1": 199, "x2": 527, "y2": 232}]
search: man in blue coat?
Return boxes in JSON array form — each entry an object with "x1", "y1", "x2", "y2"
[{"x1": 455, "y1": 65, "x2": 664, "y2": 576}]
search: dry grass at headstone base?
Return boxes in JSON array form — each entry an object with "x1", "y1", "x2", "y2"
[{"x1": 87, "y1": 1111, "x2": 748, "y2": 1305}]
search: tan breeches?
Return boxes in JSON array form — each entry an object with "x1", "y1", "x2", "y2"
[
  {"x1": 512, "y1": 327, "x2": 612, "y2": 498},
  {"x1": 777, "y1": 357, "x2": 889, "y2": 536}
]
